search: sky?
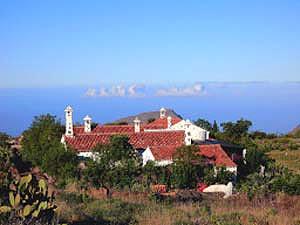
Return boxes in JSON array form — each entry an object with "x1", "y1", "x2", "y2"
[
  {"x1": 0, "y1": 1, "x2": 299, "y2": 135},
  {"x1": 1, "y1": 0, "x2": 300, "y2": 87}
]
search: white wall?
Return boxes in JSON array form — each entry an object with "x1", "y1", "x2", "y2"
[
  {"x1": 203, "y1": 182, "x2": 233, "y2": 199},
  {"x1": 156, "y1": 160, "x2": 173, "y2": 166},
  {"x1": 78, "y1": 152, "x2": 94, "y2": 158},
  {"x1": 141, "y1": 147, "x2": 155, "y2": 166},
  {"x1": 226, "y1": 166, "x2": 238, "y2": 175},
  {"x1": 141, "y1": 147, "x2": 173, "y2": 166},
  {"x1": 170, "y1": 120, "x2": 209, "y2": 142}
]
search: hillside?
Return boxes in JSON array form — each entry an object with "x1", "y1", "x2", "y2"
[
  {"x1": 290, "y1": 124, "x2": 300, "y2": 136},
  {"x1": 268, "y1": 149, "x2": 300, "y2": 174},
  {"x1": 113, "y1": 109, "x2": 182, "y2": 125}
]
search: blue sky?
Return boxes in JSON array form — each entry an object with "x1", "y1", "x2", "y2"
[
  {"x1": 1, "y1": 0, "x2": 300, "y2": 87},
  {"x1": 0, "y1": 1, "x2": 300, "y2": 135}
]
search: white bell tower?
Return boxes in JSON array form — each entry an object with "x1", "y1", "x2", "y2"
[
  {"x1": 84, "y1": 115, "x2": 92, "y2": 133},
  {"x1": 160, "y1": 107, "x2": 166, "y2": 119},
  {"x1": 64, "y1": 105, "x2": 74, "y2": 137}
]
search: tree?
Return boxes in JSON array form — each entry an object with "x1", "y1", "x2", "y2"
[
  {"x1": 147, "y1": 118, "x2": 155, "y2": 124},
  {"x1": 142, "y1": 162, "x2": 172, "y2": 187},
  {"x1": 194, "y1": 119, "x2": 212, "y2": 131},
  {"x1": 21, "y1": 114, "x2": 78, "y2": 185},
  {"x1": 171, "y1": 145, "x2": 204, "y2": 189},
  {"x1": 0, "y1": 132, "x2": 11, "y2": 149},
  {"x1": 210, "y1": 120, "x2": 220, "y2": 138},
  {"x1": 250, "y1": 131, "x2": 268, "y2": 139},
  {"x1": 212, "y1": 120, "x2": 219, "y2": 134},
  {"x1": 83, "y1": 135, "x2": 142, "y2": 197},
  {"x1": 219, "y1": 118, "x2": 252, "y2": 145}
]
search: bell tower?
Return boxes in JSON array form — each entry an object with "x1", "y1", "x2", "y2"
[{"x1": 64, "y1": 105, "x2": 74, "y2": 137}]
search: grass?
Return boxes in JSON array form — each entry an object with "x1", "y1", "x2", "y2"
[
  {"x1": 268, "y1": 149, "x2": 300, "y2": 174},
  {"x1": 54, "y1": 137, "x2": 300, "y2": 225},
  {"x1": 255, "y1": 137, "x2": 300, "y2": 173},
  {"x1": 55, "y1": 190, "x2": 300, "y2": 225}
]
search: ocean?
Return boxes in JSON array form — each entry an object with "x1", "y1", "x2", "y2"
[{"x1": 0, "y1": 82, "x2": 299, "y2": 136}]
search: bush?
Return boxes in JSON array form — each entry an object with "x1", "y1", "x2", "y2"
[
  {"x1": 57, "y1": 192, "x2": 91, "y2": 205},
  {"x1": 270, "y1": 169, "x2": 300, "y2": 195},
  {"x1": 204, "y1": 167, "x2": 234, "y2": 185},
  {"x1": 84, "y1": 199, "x2": 141, "y2": 225}
]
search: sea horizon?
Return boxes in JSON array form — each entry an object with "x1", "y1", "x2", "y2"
[{"x1": 1, "y1": 81, "x2": 299, "y2": 136}]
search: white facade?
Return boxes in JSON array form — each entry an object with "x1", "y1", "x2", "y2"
[
  {"x1": 141, "y1": 147, "x2": 173, "y2": 166},
  {"x1": 141, "y1": 147, "x2": 155, "y2": 166},
  {"x1": 170, "y1": 119, "x2": 209, "y2": 142},
  {"x1": 78, "y1": 151, "x2": 94, "y2": 158}
]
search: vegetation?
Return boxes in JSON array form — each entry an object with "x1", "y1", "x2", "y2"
[
  {"x1": 0, "y1": 132, "x2": 11, "y2": 149},
  {"x1": 217, "y1": 119, "x2": 252, "y2": 145},
  {"x1": 0, "y1": 147, "x2": 59, "y2": 225},
  {"x1": 55, "y1": 189, "x2": 300, "y2": 225},
  {"x1": 268, "y1": 149, "x2": 300, "y2": 174},
  {"x1": 171, "y1": 145, "x2": 204, "y2": 189},
  {"x1": 83, "y1": 135, "x2": 142, "y2": 197},
  {"x1": 147, "y1": 118, "x2": 155, "y2": 124},
  {"x1": 194, "y1": 119, "x2": 212, "y2": 132},
  {"x1": 2, "y1": 112, "x2": 300, "y2": 224},
  {"x1": 21, "y1": 114, "x2": 79, "y2": 186}
]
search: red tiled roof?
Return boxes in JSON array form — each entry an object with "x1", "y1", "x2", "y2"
[
  {"x1": 73, "y1": 126, "x2": 85, "y2": 135},
  {"x1": 150, "y1": 145, "x2": 181, "y2": 161},
  {"x1": 148, "y1": 144, "x2": 236, "y2": 168},
  {"x1": 65, "y1": 130, "x2": 185, "y2": 152},
  {"x1": 93, "y1": 125, "x2": 137, "y2": 134},
  {"x1": 65, "y1": 134, "x2": 110, "y2": 151},
  {"x1": 130, "y1": 131, "x2": 184, "y2": 149},
  {"x1": 144, "y1": 117, "x2": 182, "y2": 129},
  {"x1": 199, "y1": 144, "x2": 237, "y2": 167}
]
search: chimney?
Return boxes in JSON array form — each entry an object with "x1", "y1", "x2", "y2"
[
  {"x1": 134, "y1": 117, "x2": 141, "y2": 133},
  {"x1": 84, "y1": 115, "x2": 92, "y2": 133},
  {"x1": 184, "y1": 120, "x2": 192, "y2": 145},
  {"x1": 160, "y1": 107, "x2": 166, "y2": 119},
  {"x1": 64, "y1": 105, "x2": 74, "y2": 137},
  {"x1": 185, "y1": 131, "x2": 192, "y2": 146},
  {"x1": 167, "y1": 116, "x2": 172, "y2": 129}
]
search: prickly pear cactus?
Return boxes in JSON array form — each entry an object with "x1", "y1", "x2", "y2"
[{"x1": 0, "y1": 172, "x2": 57, "y2": 224}]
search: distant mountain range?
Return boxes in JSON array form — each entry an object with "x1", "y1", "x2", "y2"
[
  {"x1": 113, "y1": 109, "x2": 182, "y2": 125},
  {"x1": 290, "y1": 125, "x2": 300, "y2": 135}
]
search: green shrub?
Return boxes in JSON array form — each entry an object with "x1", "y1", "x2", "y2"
[
  {"x1": 58, "y1": 192, "x2": 91, "y2": 205},
  {"x1": 84, "y1": 199, "x2": 141, "y2": 225}
]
